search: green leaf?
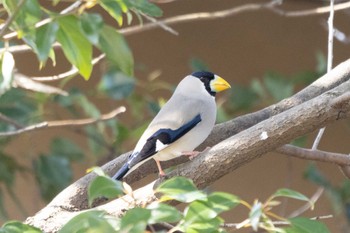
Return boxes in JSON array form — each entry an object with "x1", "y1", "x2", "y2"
[
  {"x1": 229, "y1": 85, "x2": 257, "y2": 111},
  {"x1": 147, "y1": 203, "x2": 182, "y2": 224},
  {"x1": 189, "y1": 58, "x2": 210, "y2": 71},
  {"x1": 80, "y1": 13, "x2": 103, "y2": 45},
  {"x1": 0, "y1": 153, "x2": 18, "y2": 186},
  {"x1": 0, "y1": 89, "x2": 38, "y2": 127},
  {"x1": 129, "y1": 0, "x2": 163, "y2": 17},
  {"x1": 100, "y1": 0, "x2": 124, "y2": 26},
  {"x1": 98, "y1": 68, "x2": 135, "y2": 100},
  {"x1": 184, "y1": 201, "x2": 218, "y2": 223},
  {"x1": 0, "y1": 189, "x2": 8, "y2": 219},
  {"x1": 88, "y1": 176, "x2": 124, "y2": 206},
  {"x1": 98, "y1": 25, "x2": 134, "y2": 76},
  {"x1": 33, "y1": 155, "x2": 72, "y2": 201},
  {"x1": 59, "y1": 210, "x2": 117, "y2": 233},
  {"x1": 184, "y1": 218, "x2": 223, "y2": 233},
  {"x1": 57, "y1": 15, "x2": 92, "y2": 80},
  {"x1": 0, "y1": 221, "x2": 42, "y2": 233},
  {"x1": 3, "y1": 0, "x2": 42, "y2": 33},
  {"x1": 285, "y1": 217, "x2": 330, "y2": 233},
  {"x1": 272, "y1": 188, "x2": 311, "y2": 203},
  {"x1": 34, "y1": 22, "x2": 59, "y2": 62},
  {"x1": 250, "y1": 79, "x2": 267, "y2": 99},
  {"x1": 304, "y1": 164, "x2": 332, "y2": 189},
  {"x1": 263, "y1": 72, "x2": 294, "y2": 101},
  {"x1": 156, "y1": 177, "x2": 207, "y2": 203},
  {"x1": 207, "y1": 192, "x2": 240, "y2": 214},
  {"x1": 50, "y1": 138, "x2": 84, "y2": 161},
  {"x1": 120, "y1": 207, "x2": 151, "y2": 233}
]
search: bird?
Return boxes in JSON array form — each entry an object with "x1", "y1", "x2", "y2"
[{"x1": 112, "y1": 71, "x2": 231, "y2": 180}]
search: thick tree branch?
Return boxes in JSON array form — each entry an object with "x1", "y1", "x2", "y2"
[{"x1": 25, "y1": 59, "x2": 350, "y2": 232}]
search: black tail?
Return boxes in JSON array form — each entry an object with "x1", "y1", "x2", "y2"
[{"x1": 112, "y1": 163, "x2": 130, "y2": 180}]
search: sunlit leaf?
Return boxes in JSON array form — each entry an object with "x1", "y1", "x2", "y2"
[
  {"x1": 88, "y1": 176, "x2": 124, "y2": 206},
  {"x1": 184, "y1": 201, "x2": 218, "y2": 223},
  {"x1": 98, "y1": 25, "x2": 134, "y2": 76},
  {"x1": 57, "y1": 15, "x2": 92, "y2": 80},
  {"x1": 285, "y1": 217, "x2": 330, "y2": 233},
  {"x1": 120, "y1": 208, "x2": 151, "y2": 233},
  {"x1": 0, "y1": 221, "x2": 42, "y2": 233},
  {"x1": 88, "y1": 166, "x2": 107, "y2": 176},
  {"x1": 183, "y1": 218, "x2": 223, "y2": 233},
  {"x1": 59, "y1": 210, "x2": 117, "y2": 233},
  {"x1": 100, "y1": 0, "x2": 124, "y2": 26},
  {"x1": 156, "y1": 177, "x2": 207, "y2": 203},
  {"x1": 98, "y1": 68, "x2": 135, "y2": 100},
  {"x1": 207, "y1": 192, "x2": 241, "y2": 213},
  {"x1": 147, "y1": 203, "x2": 182, "y2": 224}
]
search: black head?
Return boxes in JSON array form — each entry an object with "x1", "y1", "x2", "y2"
[{"x1": 191, "y1": 71, "x2": 216, "y2": 96}]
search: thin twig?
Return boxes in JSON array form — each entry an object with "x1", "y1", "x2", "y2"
[
  {"x1": 0, "y1": 106, "x2": 126, "y2": 137},
  {"x1": 120, "y1": 0, "x2": 282, "y2": 35},
  {"x1": 273, "y1": 1, "x2": 350, "y2": 17},
  {"x1": 221, "y1": 215, "x2": 333, "y2": 229},
  {"x1": 0, "y1": 113, "x2": 23, "y2": 129},
  {"x1": 31, "y1": 54, "x2": 105, "y2": 82},
  {"x1": 2, "y1": 0, "x2": 82, "y2": 40},
  {"x1": 4, "y1": 0, "x2": 350, "y2": 55},
  {"x1": 139, "y1": 12, "x2": 178, "y2": 36},
  {"x1": 312, "y1": 0, "x2": 335, "y2": 150},
  {"x1": 0, "y1": 0, "x2": 26, "y2": 37},
  {"x1": 288, "y1": 187, "x2": 324, "y2": 218},
  {"x1": 276, "y1": 144, "x2": 350, "y2": 166}
]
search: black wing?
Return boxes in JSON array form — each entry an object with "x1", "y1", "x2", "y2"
[{"x1": 127, "y1": 114, "x2": 202, "y2": 167}]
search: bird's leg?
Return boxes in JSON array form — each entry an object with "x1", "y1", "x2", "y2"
[
  {"x1": 155, "y1": 160, "x2": 166, "y2": 177},
  {"x1": 182, "y1": 147, "x2": 211, "y2": 160}
]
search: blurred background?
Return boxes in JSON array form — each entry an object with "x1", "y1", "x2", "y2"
[{"x1": 2, "y1": 0, "x2": 350, "y2": 232}]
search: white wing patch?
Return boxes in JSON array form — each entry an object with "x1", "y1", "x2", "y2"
[{"x1": 155, "y1": 139, "x2": 168, "y2": 152}]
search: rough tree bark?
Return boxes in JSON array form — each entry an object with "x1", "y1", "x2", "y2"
[{"x1": 26, "y1": 59, "x2": 350, "y2": 232}]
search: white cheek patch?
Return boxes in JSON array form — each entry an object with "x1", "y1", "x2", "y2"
[
  {"x1": 155, "y1": 139, "x2": 167, "y2": 151},
  {"x1": 260, "y1": 131, "x2": 268, "y2": 140}
]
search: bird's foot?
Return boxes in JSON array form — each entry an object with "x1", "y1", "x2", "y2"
[
  {"x1": 182, "y1": 147, "x2": 211, "y2": 160},
  {"x1": 158, "y1": 170, "x2": 166, "y2": 178}
]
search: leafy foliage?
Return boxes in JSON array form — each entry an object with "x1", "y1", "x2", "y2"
[
  {"x1": 33, "y1": 138, "x2": 83, "y2": 201},
  {"x1": 79, "y1": 176, "x2": 330, "y2": 232},
  {"x1": 0, "y1": 221, "x2": 42, "y2": 233}
]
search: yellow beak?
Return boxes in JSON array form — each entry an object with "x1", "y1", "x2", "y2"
[{"x1": 210, "y1": 76, "x2": 231, "y2": 92}]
